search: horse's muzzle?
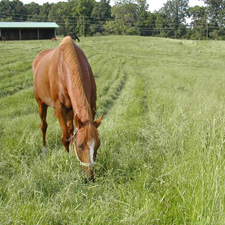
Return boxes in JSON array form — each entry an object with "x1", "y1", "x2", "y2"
[{"x1": 83, "y1": 167, "x2": 95, "y2": 182}]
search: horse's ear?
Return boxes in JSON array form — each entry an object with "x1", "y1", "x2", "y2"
[
  {"x1": 75, "y1": 114, "x2": 83, "y2": 128},
  {"x1": 94, "y1": 114, "x2": 103, "y2": 128}
]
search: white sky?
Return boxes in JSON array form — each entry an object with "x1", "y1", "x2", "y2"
[
  {"x1": 20, "y1": 0, "x2": 205, "y2": 12},
  {"x1": 148, "y1": 0, "x2": 205, "y2": 12}
]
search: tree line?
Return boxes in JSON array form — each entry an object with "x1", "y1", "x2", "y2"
[{"x1": 0, "y1": 0, "x2": 225, "y2": 40}]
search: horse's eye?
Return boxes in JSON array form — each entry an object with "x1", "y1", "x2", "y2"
[{"x1": 78, "y1": 144, "x2": 84, "y2": 150}]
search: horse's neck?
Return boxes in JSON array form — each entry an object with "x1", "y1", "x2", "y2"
[
  {"x1": 66, "y1": 70, "x2": 93, "y2": 123},
  {"x1": 73, "y1": 96, "x2": 93, "y2": 123}
]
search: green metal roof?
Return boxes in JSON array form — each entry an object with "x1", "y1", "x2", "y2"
[{"x1": 0, "y1": 22, "x2": 59, "y2": 28}]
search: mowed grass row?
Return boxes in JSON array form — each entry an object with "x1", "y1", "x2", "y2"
[
  {"x1": 0, "y1": 36, "x2": 225, "y2": 224},
  {"x1": 0, "y1": 41, "x2": 59, "y2": 97}
]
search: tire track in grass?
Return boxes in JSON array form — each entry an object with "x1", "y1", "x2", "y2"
[
  {"x1": 0, "y1": 56, "x2": 33, "y2": 68},
  {"x1": 0, "y1": 45, "x2": 46, "y2": 67},
  {"x1": 97, "y1": 62, "x2": 148, "y2": 179},
  {"x1": 0, "y1": 68, "x2": 33, "y2": 98},
  {"x1": 98, "y1": 73, "x2": 127, "y2": 116},
  {"x1": 0, "y1": 61, "x2": 32, "y2": 83},
  {"x1": 89, "y1": 51, "x2": 130, "y2": 117},
  {"x1": 97, "y1": 63, "x2": 121, "y2": 98},
  {"x1": 0, "y1": 79, "x2": 33, "y2": 98},
  {"x1": 97, "y1": 65, "x2": 128, "y2": 117},
  {"x1": 0, "y1": 87, "x2": 36, "y2": 120}
]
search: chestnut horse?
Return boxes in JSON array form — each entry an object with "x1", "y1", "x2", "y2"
[
  {"x1": 33, "y1": 36, "x2": 103, "y2": 180},
  {"x1": 69, "y1": 33, "x2": 80, "y2": 42}
]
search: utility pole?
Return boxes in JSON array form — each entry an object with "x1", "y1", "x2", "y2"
[
  {"x1": 206, "y1": 23, "x2": 209, "y2": 40},
  {"x1": 19, "y1": 29, "x2": 21, "y2": 40},
  {"x1": 83, "y1": 16, "x2": 86, "y2": 37}
]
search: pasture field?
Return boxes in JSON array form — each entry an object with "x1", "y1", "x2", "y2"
[{"x1": 0, "y1": 36, "x2": 225, "y2": 224}]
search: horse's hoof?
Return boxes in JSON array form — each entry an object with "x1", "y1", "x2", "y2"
[
  {"x1": 41, "y1": 146, "x2": 47, "y2": 158},
  {"x1": 84, "y1": 176, "x2": 95, "y2": 184}
]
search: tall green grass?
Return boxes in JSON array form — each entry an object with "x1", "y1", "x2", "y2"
[{"x1": 0, "y1": 36, "x2": 225, "y2": 224}]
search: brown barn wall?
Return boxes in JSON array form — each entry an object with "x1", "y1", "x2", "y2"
[
  {"x1": 1, "y1": 29, "x2": 19, "y2": 40},
  {"x1": 39, "y1": 28, "x2": 55, "y2": 39}
]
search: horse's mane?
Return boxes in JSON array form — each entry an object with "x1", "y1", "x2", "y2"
[
  {"x1": 59, "y1": 36, "x2": 82, "y2": 79},
  {"x1": 59, "y1": 36, "x2": 93, "y2": 122}
]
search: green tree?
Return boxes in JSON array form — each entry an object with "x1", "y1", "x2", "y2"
[
  {"x1": 155, "y1": 12, "x2": 168, "y2": 37},
  {"x1": 136, "y1": 0, "x2": 155, "y2": 36},
  {"x1": 161, "y1": 0, "x2": 189, "y2": 38},
  {"x1": 25, "y1": 2, "x2": 40, "y2": 21},
  {"x1": 189, "y1": 6, "x2": 208, "y2": 39},
  {"x1": 137, "y1": 11, "x2": 157, "y2": 36},
  {"x1": 39, "y1": 3, "x2": 52, "y2": 21},
  {"x1": 0, "y1": 0, "x2": 12, "y2": 20},
  {"x1": 71, "y1": 0, "x2": 95, "y2": 36},
  {"x1": 0, "y1": 0, "x2": 27, "y2": 21},
  {"x1": 202, "y1": 0, "x2": 225, "y2": 23},
  {"x1": 104, "y1": 1, "x2": 139, "y2": 35},
  {"x1": 48, "y1": 2, "x2": 75, "y2": 35},
  {"x1": 90, "y1": 0, "x2": 111, "y2": 35},
  {"x1": 201, "y1": 0, "x2": 225, "y2": 39}
]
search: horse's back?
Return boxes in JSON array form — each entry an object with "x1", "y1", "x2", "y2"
[
  {"x1": 33, "y1": 49, "x2": 54, "y2": 74},
  {"x1": 33, "y1": 48, "x2": 57, "y2": 107}
]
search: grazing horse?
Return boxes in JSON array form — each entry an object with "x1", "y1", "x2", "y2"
[
  {"x1": 51, "y1": 37, "x2": 57, "y2": 41},
  {"x1": 69, "y1": 33, "x2": 80, "y2": 42},
  {"x1": 33, "y1": 36, "x2": 103, "y2": 181},
  {"x1": 0, "y1": 36, "x2": 6, "y2": 42}
]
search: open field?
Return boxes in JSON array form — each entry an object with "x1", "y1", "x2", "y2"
[{"x1": 1, "y1": 36, "x2": 225, "y2": 224}]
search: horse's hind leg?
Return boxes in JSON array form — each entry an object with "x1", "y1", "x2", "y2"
[{"x1": 38, "y1": 102, "x2": 48, "y2": 147}]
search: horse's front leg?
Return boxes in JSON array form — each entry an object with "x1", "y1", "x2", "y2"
[
  {"x1": 55, "y1": 102, "x2": 70, "y2": 152},
  {"x1": 37, "y1": 101, "x2": 48, "y2": 147},
  {"x1": 67, "y1": 110, "x2": 74, "y2": 146}
]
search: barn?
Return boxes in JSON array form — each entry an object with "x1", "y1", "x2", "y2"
[{"x1": 0, "y1": 22, "x2": 59, "y2": 40}]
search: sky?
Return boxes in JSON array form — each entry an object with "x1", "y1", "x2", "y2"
[
  {"x1": 20, "y1": 0, "x2": 205, "y2": 12},
  {"x1": 148, "y1": 0, "x2": 205, "y2": 12}
]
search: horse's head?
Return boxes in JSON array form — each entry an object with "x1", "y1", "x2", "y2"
[{"x1": 73, "y1": 114, "x2": 103, "y2": 181}]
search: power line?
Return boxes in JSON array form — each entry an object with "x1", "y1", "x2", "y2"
[{"x1": 1, "y1": 13, "x2": 222, "y2": 28}]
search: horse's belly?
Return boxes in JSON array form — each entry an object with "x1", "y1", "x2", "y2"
[
  {"x1": 43, "y1": 97, "x2": 55, "y2": 108},
  {"x1": 37, "y1": 89, "x2": 55, "y2": 107},
  {"x1": 58, "y1": 92, "x2": 72, "y2": 109}
]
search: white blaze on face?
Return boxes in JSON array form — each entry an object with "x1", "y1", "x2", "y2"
[{"x1": 88, "y1": 139, "x2": 96, "y2": 164}]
